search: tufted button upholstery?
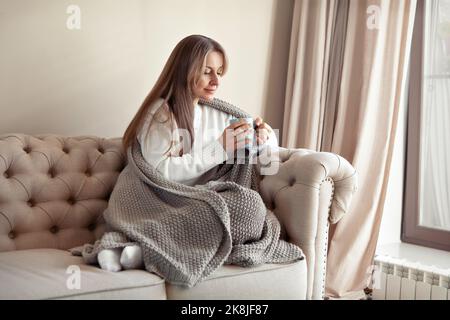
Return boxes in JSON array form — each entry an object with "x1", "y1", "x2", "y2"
[
  {"x1": 48, "y1": 168, "x2": 55, "y2": 178},
  {"x1": 289, "y1": 177, "x2": 296, "y2": 186},
  {"x1": 0, "y1": 134, "x2": 126, "y2": 252},
  {"x1": 27, "y1": 199, "x2": 35, "y2": 207},
  {"x1": 49, "y1": 226, "x2": 59, "y2": 234}
]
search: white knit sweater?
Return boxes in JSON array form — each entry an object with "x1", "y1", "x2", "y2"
[{"x1": 137, "y1": 98, "x2": 278, "y2": 186}]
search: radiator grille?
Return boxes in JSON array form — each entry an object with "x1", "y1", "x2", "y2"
[{"x1": 371, "y1": 255, "x2": 450, "y2": 300}]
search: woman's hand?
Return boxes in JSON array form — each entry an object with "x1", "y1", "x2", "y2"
[
  {"x1": 218, "y1": 119, "x2": 254, "y2": 154},
  {"x1": 253, "y1": 116, "x2": 273, "y2": 146}
]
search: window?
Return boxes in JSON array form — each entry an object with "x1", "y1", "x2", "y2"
[{"x1": 403, "y1": 0, "x2": 450, "y2": 251}]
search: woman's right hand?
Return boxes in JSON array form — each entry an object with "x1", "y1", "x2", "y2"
[{"x1": 218, "y1": 119, "x2": 254, "y2": 155}]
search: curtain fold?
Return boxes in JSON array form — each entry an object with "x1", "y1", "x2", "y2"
[
  {"x1": 283, "y1": 0, "x2": 337, "y2": 149},
  {"x1": 283, "y1": 0, "x2": 417, "y2": 298}
]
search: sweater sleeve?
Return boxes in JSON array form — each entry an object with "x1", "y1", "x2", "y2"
[
  {"x1": 155, "y1": 139, "x2": 229, "y2": 183},
  {"x1": 138, "y1": 110, "x2": 229, "y2": 183}
]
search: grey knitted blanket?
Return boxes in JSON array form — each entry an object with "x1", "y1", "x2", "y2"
[{"x1": 72, "y1": 98, "x2": 304, "y2": 287}]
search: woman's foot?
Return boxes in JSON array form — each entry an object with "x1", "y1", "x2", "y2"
[
  {"x1": 98, "y1": 248, "x2": 123, "y2": 272},
  {"x1": 120, "y1": 245, "x2": 144, "y2": 270}
]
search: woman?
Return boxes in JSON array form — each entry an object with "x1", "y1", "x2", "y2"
[{"x1": 98, "y1": 34, "x2": 278, "y2": 272}]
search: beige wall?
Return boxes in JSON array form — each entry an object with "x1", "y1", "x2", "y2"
[{"x1": 0, "y1": 0, "x2": 294, "y2": 139}]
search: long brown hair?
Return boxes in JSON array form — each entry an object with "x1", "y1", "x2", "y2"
[{"x1": 122, "y1": 35, "x2": 228, "y2": 155}]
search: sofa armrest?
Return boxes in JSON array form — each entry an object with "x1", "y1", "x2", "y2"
[{"x1": 257, "y1": 147, "x2": 358, "y2": 299}]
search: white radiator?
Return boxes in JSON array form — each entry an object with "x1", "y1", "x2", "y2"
[{"x1": 371, "y1": 255, "x2": 450, "y2": 300}]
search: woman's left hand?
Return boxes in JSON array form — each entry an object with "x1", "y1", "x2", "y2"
[{"x1": 254, "y1": 116, "x2": 273, "y2": 145}]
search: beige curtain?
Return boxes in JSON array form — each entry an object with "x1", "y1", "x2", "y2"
[{"x1": 283, "y1": 0, "x2": 417, "y2": 298}]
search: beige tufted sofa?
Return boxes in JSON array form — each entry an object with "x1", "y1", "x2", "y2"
[{"x1": 0, "y1": 134, "x2": 357, "y2": 300}]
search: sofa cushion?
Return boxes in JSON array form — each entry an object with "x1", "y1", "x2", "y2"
[
  {"x1": 0, "y1": 248, "x2": 166, "y2": 299},
  {"x1": 166, "y1": 259, "x2": 307, "y2": 300},
  {"x1": 0, "y1": 134, "x2": 126, "y2": 253}
]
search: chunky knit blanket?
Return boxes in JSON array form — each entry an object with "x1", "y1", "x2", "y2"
[{"x1": 73, "y1": 98, "x2": 304, "y2": 287}]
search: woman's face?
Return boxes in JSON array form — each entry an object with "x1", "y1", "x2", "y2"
[{"x1": 192, "y1": 51, "x2": 224, "y2": 102}]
